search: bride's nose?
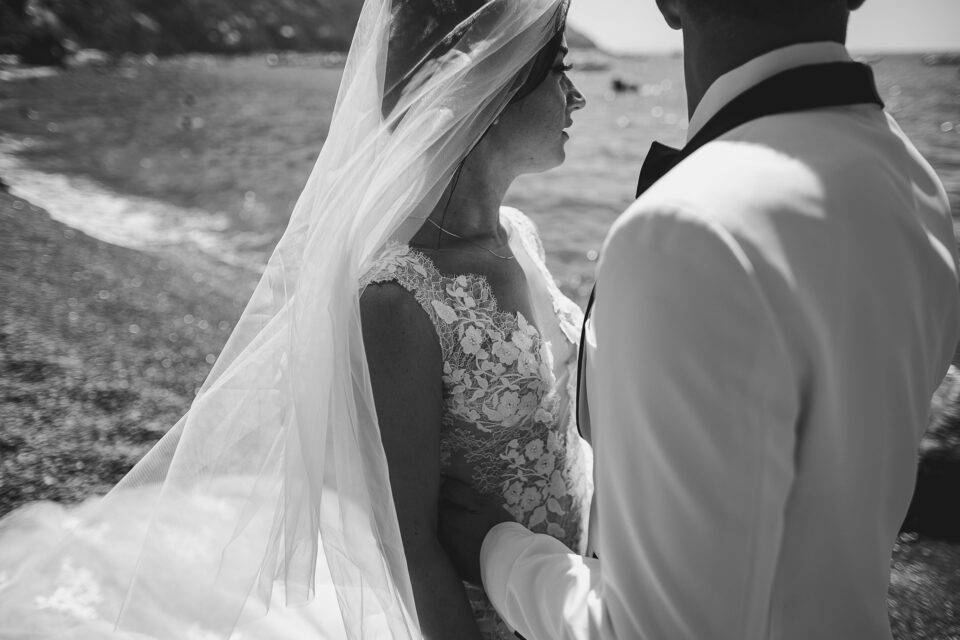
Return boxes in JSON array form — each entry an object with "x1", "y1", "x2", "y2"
[{"x1": 567, "y1": 83, "x2": 586, "y2": 111}]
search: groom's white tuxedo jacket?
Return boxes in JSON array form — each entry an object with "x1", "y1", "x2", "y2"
[{"x1": 479, "y1": 43, "x2": 960, "y2": 639}]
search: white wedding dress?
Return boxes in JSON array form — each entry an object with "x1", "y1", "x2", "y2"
[
  {"x1": 361, "y1": 207, "x2": 593, "y2": 638},
  {"x1": 0, "y1": 208, "x2": 592, "y2": 640},
  {"x1": 0, "y1": 483, "x2": 359, "y2": 640}
]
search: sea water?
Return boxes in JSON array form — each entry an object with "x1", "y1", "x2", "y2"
[{"x1": 509, "y1": 53, "x2": 960, "y2": 304}]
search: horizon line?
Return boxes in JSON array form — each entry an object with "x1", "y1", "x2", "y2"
[{"x1": 575, "y1": 44, "x2": 960, "y2": 57}]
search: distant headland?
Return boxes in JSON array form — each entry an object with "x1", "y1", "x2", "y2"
[{"x1": 0, "y1": 0, "x2": 598, "y2": 66}]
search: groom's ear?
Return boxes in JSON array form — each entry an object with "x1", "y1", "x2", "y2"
[{"x1": 655, "y1": 0, "x2": 683, "y2": 30}]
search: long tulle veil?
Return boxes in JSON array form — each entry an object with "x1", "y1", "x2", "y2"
[{"x1": 0, "y1": 1, "x2": 570, "y2": 638}]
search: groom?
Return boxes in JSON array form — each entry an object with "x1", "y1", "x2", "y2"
[{"x1": 439, "y1": 0, "x2": 960, "y2": 638}]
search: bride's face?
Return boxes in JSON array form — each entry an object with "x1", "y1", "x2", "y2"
[{"x1": 490, "y1": 40, "x2": 586, "y2": 174}]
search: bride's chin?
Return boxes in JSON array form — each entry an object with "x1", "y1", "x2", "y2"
[
  {"x1": 554, "y1": 145, "x2": 568, "y2": 165},
  {"x1": 517, "y1": 144, "x2": 567, "y2": 175},
  {"x1": 526, "y1": 155, "x2": 565, "y2": 175}
]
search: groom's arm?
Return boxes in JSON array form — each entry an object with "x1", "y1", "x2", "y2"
[
  {"x1": 480, "y1": 204, "x2": 801, "y2": 640},
  {"x1": 480, "y1": 523, "x2": 607, "y2": 639}
]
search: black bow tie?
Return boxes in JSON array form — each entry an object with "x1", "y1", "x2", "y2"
[
  {"x1": 636, "y1": 141, "x2": 684, "y2": 198},
  {"x1": 577, "y1": 60, "x2": 885, "y2": 439}
]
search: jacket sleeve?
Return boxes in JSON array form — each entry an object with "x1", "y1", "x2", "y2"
[{"x1": 480, "y1": 205, "x2": 801, "y2": 640}]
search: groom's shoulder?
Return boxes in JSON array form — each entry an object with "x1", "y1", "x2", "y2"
[
  {"x1": 612, "y1": 143, "x2": 764, "y2": 242},
  {"x1": 623, "y1": 119, "x2": 872, "y2": 231},
  {"x1": 604, "y1": 144, "x2": 792, "y2": 268},
  {"x1": 605, "y1": 195, "x2": 749, "y2": 274}
]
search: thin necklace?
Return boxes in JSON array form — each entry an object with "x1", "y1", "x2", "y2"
[{"x1": 423, "y1": 218, "x2": 515, "y2": 260}]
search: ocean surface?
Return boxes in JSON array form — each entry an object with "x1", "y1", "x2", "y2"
[
  {"x1": 509, "y1": 53, "x2": 960, "y2": 302},
  {"x1": 3, "y1": 53, "x2": 958, "y2": 306}
]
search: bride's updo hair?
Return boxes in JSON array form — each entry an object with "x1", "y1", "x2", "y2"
[{"x1": 383, "y1": 0, "x2": 570, "y2": 117}]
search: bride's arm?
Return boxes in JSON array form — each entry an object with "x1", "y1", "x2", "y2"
[{"x1": 360, "y1": 283, "x2": 485, "y2": 640}]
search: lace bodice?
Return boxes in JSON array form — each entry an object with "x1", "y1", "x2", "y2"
[{"x1": 361, "y1": 207, "x2": 592, "y2": 639}]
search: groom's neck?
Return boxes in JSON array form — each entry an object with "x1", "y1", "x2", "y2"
[{"x1": 680, "y1": 11, "x2": 850, "y2": 118}]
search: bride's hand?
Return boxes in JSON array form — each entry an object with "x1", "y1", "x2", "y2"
[{"x1": 437, "y1": 477, "x2": 515, "y2": 586}]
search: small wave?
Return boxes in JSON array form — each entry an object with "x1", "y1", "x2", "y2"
[{"x1": 0, "y1": 136, "x2": 265, "y2": 272}]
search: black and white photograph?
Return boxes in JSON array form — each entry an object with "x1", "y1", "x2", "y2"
[{"x1": 0, "y1": 0, "x2": 958, "y2": 638}]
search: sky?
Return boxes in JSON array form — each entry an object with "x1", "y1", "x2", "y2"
[{"x1": 568, "y1": 0, "x2": 960, "y2": 54}]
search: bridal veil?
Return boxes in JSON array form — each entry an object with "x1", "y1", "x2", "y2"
[{"x1": 0, "y1": 0, "x2": 570, "y2": 638}]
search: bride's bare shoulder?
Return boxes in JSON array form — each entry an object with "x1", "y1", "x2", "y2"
[{"x1": 360, "y1": 280, "x2": 440, "y2": 360}]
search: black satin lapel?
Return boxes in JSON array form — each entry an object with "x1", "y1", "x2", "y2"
[
  {"x1": 634, "y1": 62, "x2": 883, "y2": 201},
  {"x1": 686, "y1": 62, "x2": 883, "y2": 163}
]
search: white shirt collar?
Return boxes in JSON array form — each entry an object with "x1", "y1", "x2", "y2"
[{"x1": 686, "y1": 41, "x2": 853, "y2": 142}]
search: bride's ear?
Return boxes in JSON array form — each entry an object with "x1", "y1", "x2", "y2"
[{"x1": 655, "y1": 0, "x2": 683, "y2": 30}]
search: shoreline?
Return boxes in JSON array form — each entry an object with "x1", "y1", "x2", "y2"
[{"x1": 0, "y1": 135, "x2": 265, "y2": 272}]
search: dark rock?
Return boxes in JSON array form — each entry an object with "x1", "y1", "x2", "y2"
[
  {"x1": 87, "y1": 387, "x2": 139, "y2": 413},
  {"x1": 611, "y1": 78, "x2": 638, "y2": 93},
  {"x1": 5, "y1": 358, "x2": 61, "y2": 383},
  {"x1": 4, "y1": 2, "x2": 597, "y2": 59},
  {"x1": 17, "y1": 31, "x2": 65, "y2": 66},
  {"x1": 902, "y1": 366, "x2": 960, "y2": 541},
  {"x1": 0, "y1": 1, "x2": 67, "y2": 65}
]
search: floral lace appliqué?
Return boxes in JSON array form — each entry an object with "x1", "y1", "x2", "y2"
[{"x1": 361, "y1": 208, "x2": 591, "y2": 640}]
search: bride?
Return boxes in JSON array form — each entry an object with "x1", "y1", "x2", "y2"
[
  {"x1": 360, "y1": 1, "x2": 589, "y2": 637},
  {"x1": 0, "y1": 0, "x2": 590, "y2": 638}
]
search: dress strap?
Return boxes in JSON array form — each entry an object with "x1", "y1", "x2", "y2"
[
  {"x1": 360, "y1": 243, "x2": 454, "y2": 360},
  {"x1": 501, "y1": 207, "x2": 583, "y2": 346}
]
